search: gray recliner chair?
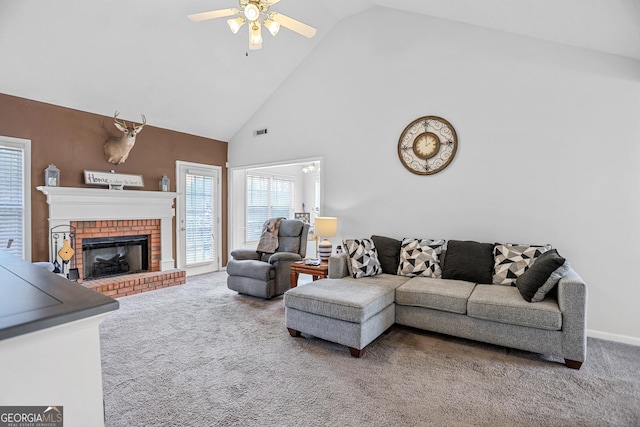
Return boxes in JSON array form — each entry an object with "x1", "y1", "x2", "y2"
[{"x1": 227, "y1": 219, "x2": 310, "y2": 299}]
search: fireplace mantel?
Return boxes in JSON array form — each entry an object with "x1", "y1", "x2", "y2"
[{"x1": 37, "y1": 186, "x2": 178, "y2": 271}]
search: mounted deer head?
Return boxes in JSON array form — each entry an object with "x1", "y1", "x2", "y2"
[{"x1": 103, "y1": 111, "x2": 146, "y2": 165}]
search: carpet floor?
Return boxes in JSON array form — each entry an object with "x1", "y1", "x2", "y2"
[{"x1": 100, "y1": 272, "x2": 640, "y2": 426}]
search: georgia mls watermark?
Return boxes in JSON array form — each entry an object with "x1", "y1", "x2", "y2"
[{"x1": 0, "y1": 406, "x2": 63, "y2": 427}]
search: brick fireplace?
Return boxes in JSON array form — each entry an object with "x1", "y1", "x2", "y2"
[
  {"x1": 37, "y1": 186, "x2": 186, "y2": 297},
  {"x1": 74, "y1": 220, "x2": 160, "y2": 279}
]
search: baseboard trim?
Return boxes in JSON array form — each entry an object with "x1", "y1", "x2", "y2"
[{"x1": 587, "y1": 329, "x2": 640, "y2": 346}]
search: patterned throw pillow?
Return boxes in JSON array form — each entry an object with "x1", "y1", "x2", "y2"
[
  {"x1": 343, "y1": 238, "x2": 382, "y2": 279},
  {"x1": 493, "y1": 243, "x2": 552, "y2": 285},
  {"x1": 397, "y1": 238, "x2": 446, "y2": 278}
]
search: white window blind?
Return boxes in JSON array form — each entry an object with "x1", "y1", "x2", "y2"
[
  {"x1": 0, "y1": 144, "x2": 24, "y2": 258},
  {"x1": 270, "y1": 176, "x2": 293, "y2": 218},
  {"x1": 246, "y1": 173, "x2": 294, "y2": 241},
  {"x1": 185, "y1": 173, "x2": 215, "y2": 265}
]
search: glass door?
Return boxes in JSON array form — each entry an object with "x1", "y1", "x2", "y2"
[{"x1": 176, "y1": 161, "x2": 221, "y2": 276}]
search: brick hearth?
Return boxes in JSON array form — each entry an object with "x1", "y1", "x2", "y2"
[
  {"x1": 86, "y1": 270, "x2": 186, "y2": 297},
  {"x1": 72, "y1": 219, "x2": 185, "y2": 297}
]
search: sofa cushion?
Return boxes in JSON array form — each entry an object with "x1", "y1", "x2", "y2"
[
  {"x1": 442, "y1": 240, "x2": 494, "y2": 284},
  {"x1": 492, "y1": 243, "x2": 552, "y2": 285},
  {"x1": 343, "y1": 238, "x2": 382, "y2": 279},
  {"x1": 371, "y1": 235, "x2": 401, "y2": 274},
  {"x1": 397, "y1": 238, "x2": 446, "y2": 278},
  {"x1": 395, "y1": 277, "x2": 476, "y2": 314},
  {"x1": 284, "y1": 279, "x2": 395, "y2": 323},
  {"x1": 467, "y1": 285, "x2": 562, "y2": 330},
  {"x1": 516, "y1": 249, "x2": 570, "y2": 302},
  {"x1": 340, "y1": 273, "x2": 411, "y2": 289}
]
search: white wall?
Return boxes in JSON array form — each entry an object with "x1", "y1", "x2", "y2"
[{"x1": 229, "y1": 7, "x2": 640, "y2": 344}]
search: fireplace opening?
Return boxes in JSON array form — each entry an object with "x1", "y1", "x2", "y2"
[{"x1": 82, "y1": 235, "x2": 149, "y2": 281}]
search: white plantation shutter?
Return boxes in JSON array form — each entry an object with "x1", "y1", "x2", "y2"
[
  {"x1": 0, "y1": 139, "x2": 29, "y2": 259},
  {"x1": 185, "y1": 173, "x2": 215, "y2": 264},
  {"x1": 246, "y1": 173, "x2": 294, "y2": 241},
  {"x1": 246, "y1": 174, "x2": 270, "y2": 241},
  {"x1": 271, "y1": 177, "x2": 292, "y2": 218}
]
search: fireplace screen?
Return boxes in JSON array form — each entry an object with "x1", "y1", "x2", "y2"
[{"x1": 82, "y1": 235, "x2": 149, "y2": 281}]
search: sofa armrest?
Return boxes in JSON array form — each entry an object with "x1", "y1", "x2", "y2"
[
  {"x1": 268, "y1": 252, "x2": 302, "y2": 264},
  {"x1": 230, "y1": 249, "x2": 260, "y2": 261},
  {"x1": 557, "y1": 267, "x2": 588, "y2": 363},
  {"x1": 328, "y1": 253, "x2": 350, "y2": 279}
]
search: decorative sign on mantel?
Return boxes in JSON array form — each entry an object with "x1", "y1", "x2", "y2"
[{"x1": 84, "y1": 170, "x2": 144, "y2": 190}]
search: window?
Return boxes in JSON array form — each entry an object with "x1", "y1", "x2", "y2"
[
  {"x1": 246, "y1": 173, "x2": 294, "y2": 241},
  {"x1": 0, "y1": 136, "x2": 31, "y2": 260},
  {"x1": 185, "y1": 173, "x2": 216, "y2": 265}
]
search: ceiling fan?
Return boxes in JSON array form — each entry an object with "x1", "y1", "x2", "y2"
[{"x1": 188, "y1": 0, "x2": 317, "y2": 50}]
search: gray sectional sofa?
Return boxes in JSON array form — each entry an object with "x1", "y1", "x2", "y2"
[{"x1": 284, "y1": 237, "x2": 587, "y2": 369}]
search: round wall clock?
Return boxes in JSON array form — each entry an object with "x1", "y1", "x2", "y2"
[{"x1": 397, "y1": 116, "x2": 458, "y2": 175}]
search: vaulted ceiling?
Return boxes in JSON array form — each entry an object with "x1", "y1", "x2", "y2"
[{"x1": 1, "y1": 0, "x2": 638, "y2": 142}]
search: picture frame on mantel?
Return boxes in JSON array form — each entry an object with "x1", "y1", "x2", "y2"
[{"x1": 84, "y1": 170, "x2": 144, "y2": 190}]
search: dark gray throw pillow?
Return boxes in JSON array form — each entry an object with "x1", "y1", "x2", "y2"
[
  {"x1": 516, "y1": 249, "x2": 569, "y2": 302},
  {"x1": 441, "y1": 240, "x2": 494, "y2": 284},
  {"x1": 371, "y1": 235, "x2": 401, "y2": 275}
]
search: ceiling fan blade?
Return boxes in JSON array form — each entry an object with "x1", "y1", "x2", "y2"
[
  {"x1": 268, "y1": 0, "x2": 282, "y2": 5},
  {"x1": 271, "y1": 12, "x2": 316, "y2": 38},
  {"x1": 188, "y1": 8, "x2": 238, "y2": 22}
]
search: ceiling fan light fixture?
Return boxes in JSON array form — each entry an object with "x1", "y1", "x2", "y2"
[
  {"x1": 227, "y1": 16, "x2": 245, "y2": 34},
  {"x1": 188, "y1": 0, "x2": 317, "y2": 50},
  {"x1": 244, "y1": 3, "x2": 260, "y2": 21},
  {"x1": 249, "y1": 22, "x2": 263, "y2": 47},
  {"x1": 264, "y1": 18, "x2": 280, "y2": 36}
]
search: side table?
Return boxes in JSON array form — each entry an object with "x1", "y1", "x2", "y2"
[{"x1": 290, "y1": 260, "x2": 329, "y2": 288}]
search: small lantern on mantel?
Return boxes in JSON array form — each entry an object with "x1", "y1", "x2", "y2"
[
  {"x1": 159, "y1": 175, "x2": 170, "y2": 192},
  {"x1": 45, "y1": 164, "x2": 60, "y2": 187}
]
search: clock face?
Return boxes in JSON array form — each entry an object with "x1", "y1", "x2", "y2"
[
  {"x1": 398, "y1": 116, "x2": 458, "y2": 175},
  {"x1": 413, "y1": 132, "x2": 440, "y2": 159}
]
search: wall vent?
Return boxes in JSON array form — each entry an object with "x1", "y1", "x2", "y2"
[{"x1": 255, "y1": 128, "x2": 268, "y2": 136}]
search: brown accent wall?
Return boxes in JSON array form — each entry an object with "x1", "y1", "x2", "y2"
[{"x1": 0, "y1": 93, "x2": 228, "y2": 266}]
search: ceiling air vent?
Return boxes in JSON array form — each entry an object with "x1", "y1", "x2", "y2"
[{"x1": 255, "y1": 128, "x2": 268, "y2": 136}]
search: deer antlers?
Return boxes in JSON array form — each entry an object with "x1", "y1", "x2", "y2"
[{"x1": 113, "y1": 111, "x2": 146, "y2": 132}]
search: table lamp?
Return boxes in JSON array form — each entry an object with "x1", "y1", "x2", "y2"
[{"x1": 315, "y1": 217, "x2": 338, "y2": 261}]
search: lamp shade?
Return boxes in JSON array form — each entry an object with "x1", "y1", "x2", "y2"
[
  {"x1": 315, "y1": 217, "x2": 337, "y2": 237},
  {"x1": 227, "y1": 16, "x2": 245, "y2": 33},
  {"x1": 264, "y1": 18, "x2": 280, "y2": 36},
  {"x1": 249, "y1": 22, "x2": 263, "y2": 49}
]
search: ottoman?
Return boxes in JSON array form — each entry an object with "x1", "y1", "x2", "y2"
[{"x1": 284, "y1": 278, "x2": 396, "y2": 357}]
